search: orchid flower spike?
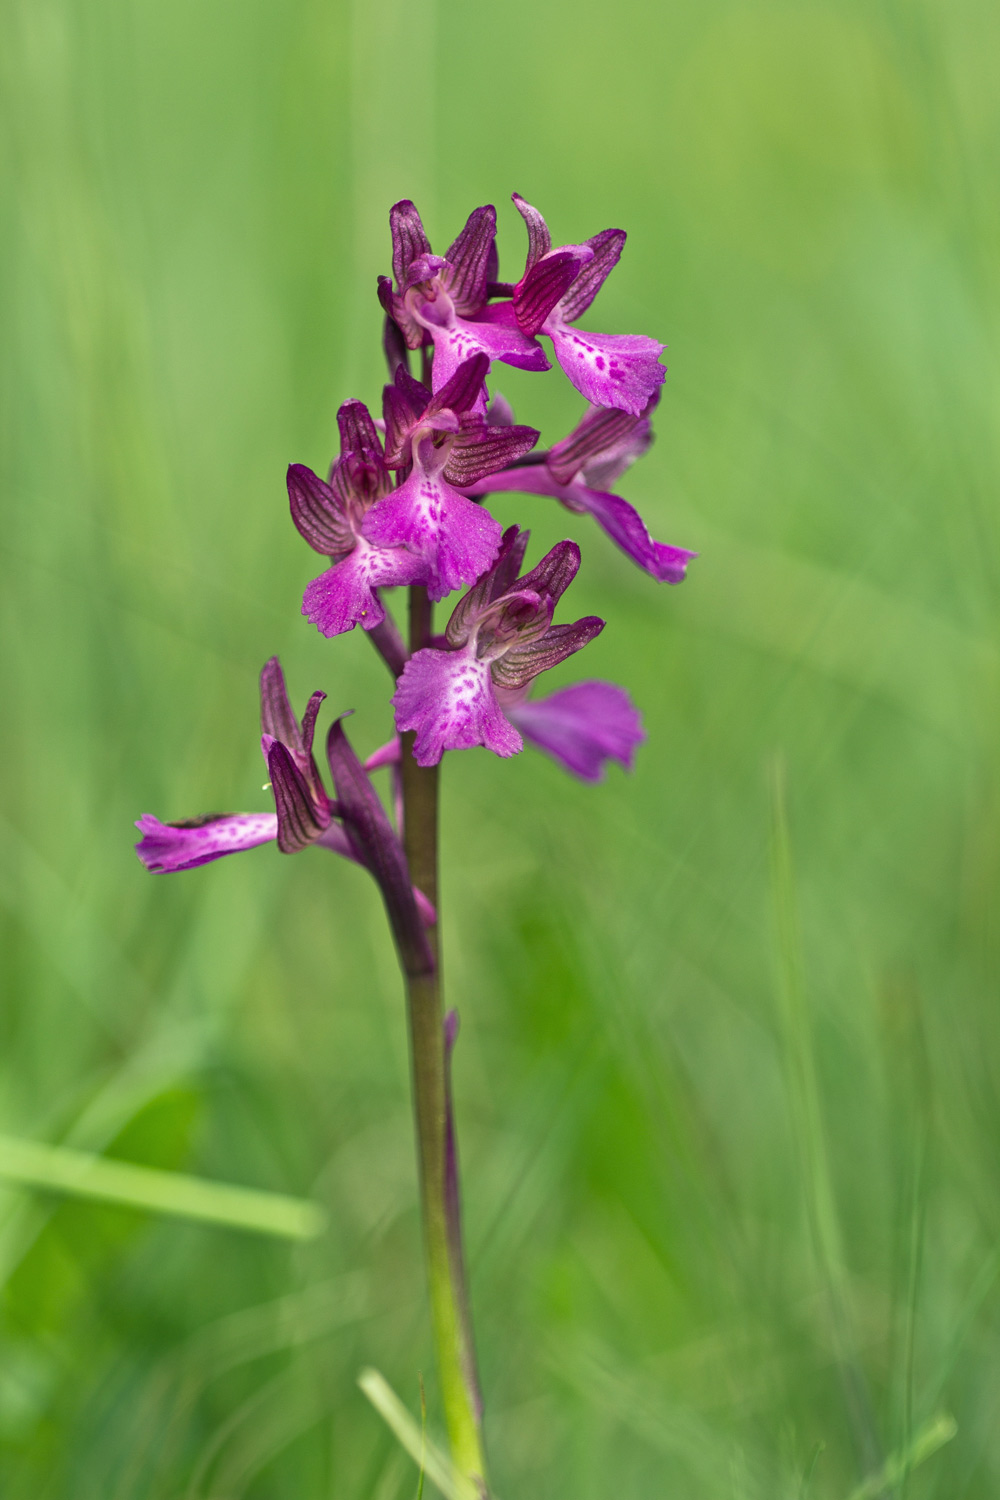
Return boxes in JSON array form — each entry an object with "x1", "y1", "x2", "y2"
[
  {"x1": 136, "y1": 659, "x2": 435, "y2": 928},
  {"x1": 392, "y1": 528, "x2": 606, "y2": 766},
  {"x1": 362, "y1": 354, "x2": 539, "y2": 601},
  {"x1": 291, "y1": 399, "x2": 427, "y2": 640},
  {"x1": 467, "y1": 396, "x2": 696, "y2": 583},
  {"x1": 504, "y1": 193, "x2": 666, "y2": 416},
  {"x1": 378, "y1": 200, "x2": 550, "y2": 397}
]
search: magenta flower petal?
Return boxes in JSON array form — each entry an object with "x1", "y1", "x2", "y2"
[
  {"x1": 287, "y1": 464, "x2": 353, "y2": 556},
  {"x1": 393, "y1": 649, "x2": 522, "y2": 766},
  {"x1": 511, "y1": 192, "x2": 553, "y2": 269},
  {"x1": 546, "y1": 404, "x2": 647, "y2": 486},
  {"x1": 135, "y1": 813, "x2": 278, "y2": 872},
  {"x1": 492, "y1": 615, "x2": 605, "y2": 689},
  {"x1": 362, "y1": 470, "x2": 502, "y2": 603},
  {"x1": 503, "y1": 681, "x2": 645, "y2": 782},
  {"x1": 265, "y1": 737, "x2": 330, "y2": 853},
  {"x1": 514, "y1": 246, "x2": 593, "y2": 336},
  {"x1": 443, "y1": 420, "x2": 540, "y2": 488},
  {"x1": 545, "y1": 324, "x2": 665, "y2": 416},
  {"x1": 557, "y1": 228, "x2": 627, "y2": 322},
  {"x1": 390, "y1": 199, "x2": 432, "y2": 285},
  {"x1": 421, "y1": 302, "x2": 548, "y2": 397},
  {"x1": 302, "y1": 542, "x2": 426, "y2": 637},
  {"x1": 442, "y1": 204, "x2": 497, "y2": 315},
  {"x1": 569, "y1": 488, "x2": 696, "y2": 583}
]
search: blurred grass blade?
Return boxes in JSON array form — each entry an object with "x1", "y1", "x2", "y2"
[
  {"x1": 0, "y1": 1133, "x2": 326, "y2": 1240},
  {"x1": 358, "y1": 1368, "x2": 481, "y2": 1500},
  {"x1": 768, "y1": 757, "x2": 881, "y2": 1473},
  {"x1": 845, "y1": 1413, "x2": 957, "y2": 1500}
]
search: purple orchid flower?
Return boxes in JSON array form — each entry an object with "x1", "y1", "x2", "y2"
[
  {"x1": 498, "y1": 680, "x2": 645, "y2": 782},
  {"x1": 465, "y1": 397, "x2": 696, "y2": 584},
  {"x1": 378, "y1": 200, "x2": 550, "y2": 397},
  {"x1": 366, "y1": 676, "x2": 644, "y2": 786},
  {"x1": 502, "y1": 193, "x2": 666, "y2": 417},
  {"x1": 292, "y1": 399, "x2": 427, "y2": 640},
  {"x1": 392, "y1": 528, "x2": 605, "y2": 766},
  {"x1": 362, "y1": 353, "x2": 539, "y2": 601},
  {"x1": 136, "y1": 658, "x2": 343, "y2": 871},
  {"x1": 136, "y1": 659, "x2": 436, "y2": 931}
]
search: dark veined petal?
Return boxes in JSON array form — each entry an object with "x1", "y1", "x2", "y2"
[
  {"x1": 428, "y1": 352, "x2": 490, "y2": 419},
  {"x1": 473, "y1": 589, "x2": 552, "y2": 659},
  {"x1": 299, "y1": 690, "x2": 326, "y2": 756},
  {"x1": 390, "y1": 199, "x2": 432, "y2": 285},
  {"x1": 490, "y1": 615, "x2": 605, "y2": 690},
  {"x1": 383, "y1": 367, "x2": 432, "y2": 465},
  {"x1": 443, "y1": 419, "x2": 540, "y2": 487},
  {"x1": 379, "y1": 272, "x2": 425, "y2": 351},
  {"x1": 556, "y1": 227, "x2": 626, "y2": 322},
  {"x1": 546, "y1": 405, "x2": 643, "y2": 485},
  {"x1": 266, "y1": 737, "x2": 330, "y2": 853},
  {"x1": 259, "y1": 658, "x2": 329, "y2": 810},
  {"x1": 259, "y1": 656, "x2": 301, "y2": 749},
  {"x1": 443, "y1": 205, "x2": 497, "y2": 315},
  {"x1": 516, "y1": 538, "x2": 581, "y2": 605},
  {"x1": 511, "y1": 193, "x2": 552, "y2": 271},
  {"x1": 382, "y1": 312, "x2": 410, "y2": 378},
  {"x1": 514, "y1": 246, "x2": 593, "y2": 336},
  {"x1": 333, "y1": 399, "x2": 392, "y2": 505},
  {"x1": 287, "y1": 464, "x2": 353, "y2": 556},
  {"x1": 337, "y1": 398, "x2": 382, "y2": 460},
  {"x1": 444, "y1": 526, "x2": 529, "y2": 648},
  {"x1": 326, "y1": 718, "x2": 435, "y2": 976}
]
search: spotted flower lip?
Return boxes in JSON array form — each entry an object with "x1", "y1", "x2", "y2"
[
  {"x1": 464, "y1": 397, "x2": 696, "y2": 584},
  {"x1": 292, "y1": 398, "x2": 426, "y2": 639},
  {"x1": 136, "y1": 659, "x2": 436, "y2": 928},
  {"x1": 503, "y1": 193, "x2": 666, "y2": 417},
  {"x1": 392, "y1": 527, "x2": 605, "y2": 766},
  {"x1": 361, "y1": 356, "x2": 539, "y2": 603},
  {"x1": 378, "y1": 200, "x2": 550, "y2": 397}
]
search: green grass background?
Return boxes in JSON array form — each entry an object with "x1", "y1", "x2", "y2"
[{"x1": 2, "y1": 0, "x2": 999, "y2": 1493}]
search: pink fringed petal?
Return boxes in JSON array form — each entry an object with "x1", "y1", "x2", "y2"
[
  {"x1": 393, "y1": 649, "x2": 522, "y2": 766},
  {"x1": 362, "y1": 470, "x2": 502, "y2": 603},
  {"x1": 545, "y1": 324, "x2": 665, "y2": 416},
  {"x1": 302, "y1": 543, "x2": 426, "y2": 638}
]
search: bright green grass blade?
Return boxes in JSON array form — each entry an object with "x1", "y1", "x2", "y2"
[
  {"x1": 358, "y1": 1369, "x2": 481, "y2": 1500},
  {"x1": 845, "y1": 1413, "x2": 957, "y2": 1500},
  {"x1": 0, "y1": 1134, "x2": 325, "y2": 1240}
]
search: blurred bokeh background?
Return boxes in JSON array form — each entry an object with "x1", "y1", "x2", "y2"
[{"x1": 2, "y1": 0, "x2": 999, "y2": 1494}]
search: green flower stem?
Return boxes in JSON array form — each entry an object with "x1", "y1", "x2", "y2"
[{"x1": 399, "y1": 585, "x2": 488, "y2": 1494}]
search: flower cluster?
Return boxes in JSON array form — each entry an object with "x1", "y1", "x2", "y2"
[{"x1": 136, "y1": 194, "x2": 694, "y2": 895}]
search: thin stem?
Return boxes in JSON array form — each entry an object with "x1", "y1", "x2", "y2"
[
  {"x1": 400, "y1": 584, "x2": 488, "y2": 1493},
  {"x1": 367, "y1": 600, "x2": 409, "y2": 678}
]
